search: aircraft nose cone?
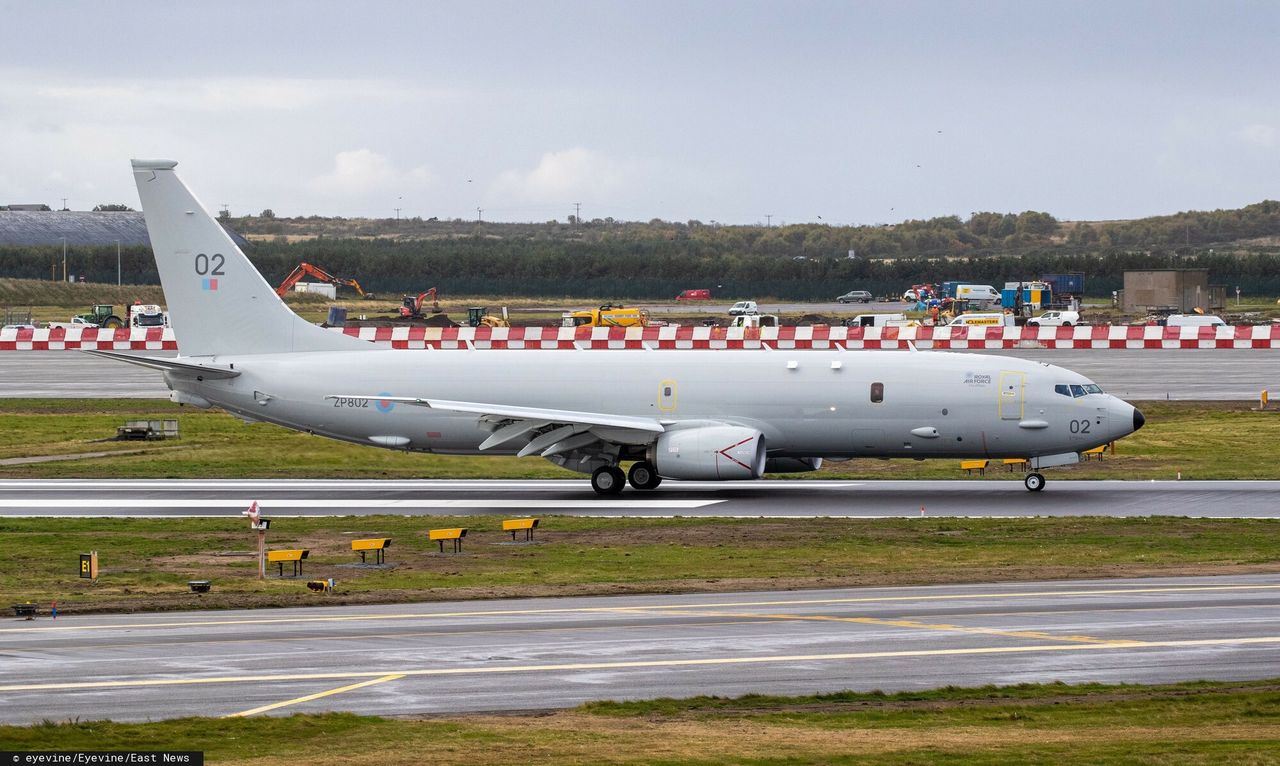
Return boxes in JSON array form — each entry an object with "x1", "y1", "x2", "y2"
[{"x1": 1133, "y1": 407, "x2": 1145, "y2": 432}]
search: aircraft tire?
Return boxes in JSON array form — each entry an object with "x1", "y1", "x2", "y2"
[
  {"x1": 591, "y1": 465, "x2": 625, "y2": 496},
  {"x1": 1024, "y1": 472, "x2": 1045, "y2": 492},
  {"x1": 627, "y1": 461, "x2": 662, "y2": 490}
]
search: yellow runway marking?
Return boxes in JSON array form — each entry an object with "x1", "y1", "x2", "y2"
[
  {"x1": 226, "y1": 674, "x2": 404, "y2": 718},
  {"x1": 1, "y1": 584, "x2": 1276, "y2": 635},
  {"x1": 689, "y1": 611, "x2": 1125, "y2": 644},
  {"x1": 3, "y1": 635, "x2": 1278, "y2": 694}
]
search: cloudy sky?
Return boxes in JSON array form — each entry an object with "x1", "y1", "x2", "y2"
[{"x1": 2, "y1": 1, "x2": 1277, "y2": 224}]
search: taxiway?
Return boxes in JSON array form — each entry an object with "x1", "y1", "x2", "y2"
[{"x1": 1, "y1": 574, "x2": 1276, "y2": 723}]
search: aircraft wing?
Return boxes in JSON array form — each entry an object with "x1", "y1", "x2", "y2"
[
  {"x1": 325, "y1": 394, "x2": 665, "y2": 456},
  {"x1": 82, "y1": 349, "x2": 241, "y2": 379}
]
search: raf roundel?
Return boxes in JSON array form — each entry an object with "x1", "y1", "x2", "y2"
[{"x1": 375, "y1": 393, "x2": 396, "y2": 414}]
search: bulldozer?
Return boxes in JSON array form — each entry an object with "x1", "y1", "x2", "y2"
[{"x1": 467, "y1": 306, "x2": 509, "y2": 328}]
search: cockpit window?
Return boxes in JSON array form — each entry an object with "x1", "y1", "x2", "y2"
[
  {"x1": 1083, "y1": 383, "x2": 1103, "y2": 395},
  {"x1": 1069, "y1": 384, "x2": 1085, "y2": 397},
  {"x1": 1055, "y1": 384, "x2": 1071, "y2": 397}
]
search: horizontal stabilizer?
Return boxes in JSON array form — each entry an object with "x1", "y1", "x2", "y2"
[{"x1": 82, "y1": 349, "x2": 240, "y2": 379}]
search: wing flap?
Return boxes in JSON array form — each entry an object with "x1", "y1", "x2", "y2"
[{"x1": 325, "y1": 395, "x2": 665, "y2": 434}]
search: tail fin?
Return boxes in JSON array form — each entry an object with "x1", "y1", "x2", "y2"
[{"x1": 131, "y1": 159, "x2": 368, "y2": 357}]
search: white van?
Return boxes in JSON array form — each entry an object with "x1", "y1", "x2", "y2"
[
  {"x1": 955, "y1": 284, "x2": 1001, "y2": 306},
  {"x1": 948, "y1": 312, "x2": 1013, "y2": 327},
  {"x1": 845, "y1": 312, "x2": 907, "y2": 328},
  {"x1": 1165, "y1": 314, "x2": 1226, "y2": 327}
]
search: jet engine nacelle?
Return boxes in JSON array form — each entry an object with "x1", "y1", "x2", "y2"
[
  {"x1": 649, "y1": 426, "x2": 766, "y2": 480},
  {"x1": 763, "y1": 457, "x2": 823, "y2": 473}
]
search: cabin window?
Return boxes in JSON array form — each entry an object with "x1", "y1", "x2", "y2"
[
  {"x1": 1055, "y1": 384, "x2": 1071, "y2": 397},
  {"x1": 663, "y1": 386, "x2": 672, "y2": 397},
  {"x1": 870, "y1": 382, "x2": 884, "y2": 403}
]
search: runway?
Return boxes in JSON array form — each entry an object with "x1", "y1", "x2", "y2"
[
  {"x1": 1, "y1": 574, "x2": 1276, "y2": 723},
  {"x1": 0, "y1": 479, "x2": 1278, "y2": 518},
  {"x1": 1, "y1": 348, "x2": 1276, "y2": 399}
]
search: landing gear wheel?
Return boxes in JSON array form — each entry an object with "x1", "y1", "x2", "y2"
[
  {"x1": 627, "y1": 461, "x2": 662, "y2": 490},
  {"x1": 1024, "y1": 472, "x2": 1045, "y2": 492},
  {"x1": 591, "y1": 465, "x2": 625, "y2": 496}
]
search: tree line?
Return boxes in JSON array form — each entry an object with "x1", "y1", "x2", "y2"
[{"x1": 2, "y1": 201, "x2": 1278, "y2": 300}]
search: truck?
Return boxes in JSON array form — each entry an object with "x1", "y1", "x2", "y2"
[
  {"x1": 561, "y1": 304, "x2": 651, "y2": 328},
  {"x1": 843, "y1": 312, "x2": 911, "y2": 328},
  {"x1": 129, "y1": 303, "x2": 169, "y2": 328},
  {"x1": 728, "y1": 314, "x2": 780, "y2": 329},
  {"x1": 948, "y1": 312, "x2": 1014, "y2": 327}
]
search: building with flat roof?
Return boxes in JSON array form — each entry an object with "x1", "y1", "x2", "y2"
[{"x1": 0, "y1": 210, "x2": 248, "y2": 248}]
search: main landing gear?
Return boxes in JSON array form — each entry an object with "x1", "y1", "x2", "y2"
[
  {"x1": 591, "y1": 465, "x2": 625, "y2": 496},
  {"x1": 1024, "y1": 472, "x2": 1045, "y2": 492},
  {"x1": 591, "y1": 462, "x2": 663, "y2": 495},
  {"x1": 627, "y1": 461, "x2": 662, "y2": 490}
]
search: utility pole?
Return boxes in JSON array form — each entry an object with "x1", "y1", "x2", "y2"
[
  {"x1": 60, "y1": 236, "x2": 67, "y2": 282},
  {"x1": 394, "y1": 207, "x2": 401, "y2": 221},
  {"x1": 476, "y1": 207, "x2": 483, "y2": 222},
  {"x1": 765, "y1": 214, "x2": 772, "y2": 228},
  {"x1": 60, "y1": 197, "x2": 68, "y2": 211},
  {"x1": 220, "y1": 204, "x2": 230, "y2": 217},
  {"x1": 116, "y1": 240, "x2": 121, "y2": 286},
  {"x1": 573, "y1": 202, "x2": 581, "y2": 223}
]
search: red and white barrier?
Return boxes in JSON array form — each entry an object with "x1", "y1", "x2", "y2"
[{"x1": 3, "y1": 323, "x2": 1279, "y2": 351}]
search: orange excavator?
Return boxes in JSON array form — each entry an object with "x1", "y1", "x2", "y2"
[
  {"x1": 275, "y1": 262, "x2": 373, "y2": 299},
  {"x1": 400, "y1": 288, "x2": 442, "y2": 317}
]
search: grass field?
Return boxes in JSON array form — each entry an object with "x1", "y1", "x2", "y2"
[
  {"x1": 1, "y1": 399, "x2": 1277, "y2": 481},
  {"x1": 1, "y1": 514, "x2": 1276, "y2": 613},
  {"x1": 0, "y1": 679, "x2": 1275, "y2": 764}
]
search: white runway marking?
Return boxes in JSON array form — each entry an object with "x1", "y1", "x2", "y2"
[
  {"x1": 0, "y1": 498, "x2": 726, "y2": 509},
  {"x1": 0, "y1": 479, "x2": 866, "y2": 490}
]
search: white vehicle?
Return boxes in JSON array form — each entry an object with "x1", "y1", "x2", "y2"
[
  {"x1": 728, "y1": 314, "x2": 779, "y2": 329},
  {"x1": 728, "y1": 301, "x2": 758, "y2": 316},
  {"x1": 1165, "y1": 314, "x2": 1226, "y2": 327},
  {"x1": 90, "y1": 159, "x2": 1145, "y2": 495},
  {"x1": 845, "y1": 313, "x2": 909, "y2": 328},
  {"x1": 947, "y1": 312, "x2": 1014, "y2": 327},
  {"x1": 954, "y1": 284, "x2": 1001, "y2": 307},
  {"x1": 129, "y1": 304, "x2": 169, "y2": 328},
  {"x1": 1027, "y1": 310, "x2": 1080, "y2": 327}
]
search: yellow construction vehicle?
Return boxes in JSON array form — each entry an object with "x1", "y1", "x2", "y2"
[
  {"x1": 467, "y1": 306, "x2": 509, "y2": 328},
  {"x1": 561, "y1": 304, "x2": 650, "y2": 328}
]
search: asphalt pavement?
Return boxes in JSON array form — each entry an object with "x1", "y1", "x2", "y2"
[
  {"x1": 0, "y1": 478, "x2": 1277, "y2": 518},
  {"x1": 1, "y1": 574, "x2": 1276, "y2": 723}
]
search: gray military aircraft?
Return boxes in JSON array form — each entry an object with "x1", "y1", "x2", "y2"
[{"x1": 90, "y1": 159, "x2": 1144, "y2": 495}]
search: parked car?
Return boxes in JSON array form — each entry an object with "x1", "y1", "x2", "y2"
[
  {"x1": 1027, "y1": 310, "x2": 1080, "y2": 327},
  {"x1": 728, "y1": 300, "x2": 759, "y2": 316},
  {"x1": 836, "y1": 290, "x2": 873, "y2": 304}
]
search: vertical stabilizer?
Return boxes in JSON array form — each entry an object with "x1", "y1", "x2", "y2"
[{"x1": 131, "y1": 159, "x2": 368, "y2": 357}]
